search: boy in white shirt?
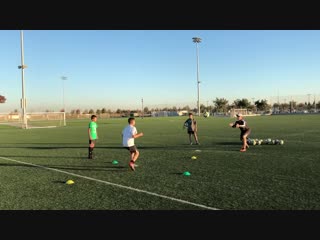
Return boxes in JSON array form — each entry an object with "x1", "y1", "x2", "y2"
[{"x1": 122, "y1": 117, "x2": 144, "y2": 171}]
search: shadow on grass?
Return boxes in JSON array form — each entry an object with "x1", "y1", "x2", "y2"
[
  {"x1": 171, "y1": 172, "x2": 183, "y2": 175},
  {"x1": 0, "y1": 155, "x2": 90, "y2": 159},
  {"x1": 215, "y1": 142, "x2": 242, "y2": 146},
  {"x1": 0, "y1": 163, "x2": 127, "y2": 171},
  {"x1": 52, "y1": 180, "x2": 67, "y2": 184}
]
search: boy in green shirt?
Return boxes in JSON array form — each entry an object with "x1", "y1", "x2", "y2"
[{"x1": 88, "y1": 115, "x2": 98, "y2": 159}]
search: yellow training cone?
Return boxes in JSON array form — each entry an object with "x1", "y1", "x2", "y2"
[{"x1": 66, "y1": 180, "x2": 74, "y2": 185}]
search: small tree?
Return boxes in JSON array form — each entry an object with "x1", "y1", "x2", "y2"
[
  {"x1": 0, "y1": 95, "x2": 6, "y2": 103},
  {"x1": 101, "y1": 108, "x2": 107, "y2": 114},
  {"x1": 200, "y1": 104, "x2": 206, "y2": 113},
  {"x1": 83, "y1": 109, "x2": 89, "y2": 114},
  {"x1": 233, "y1": 98, "x2": 251, "y2": 109},
  {"x1": 96, "y1": 109, "x2": 101, "y2": 115},
  {"x1": 89, "y1": 109, "x2": 94, "y2": 114},
  {"x1": 76, "y1": 109, "x2": 81, "y2": 115},
  {"x1": 144, "y1": 107, "x2": 149, "y2": 113},
  {"x1": 297, "y1": 103, "x2": 305, "y2": 111},
  {"x1": 288, "y1": 101, "x2": 297, "y2": 112},
  {"x1": 182, "y1": 105, "x2": 190, "y2": 111},
  {"x1": 213, "y1": 98, "x2": 229, "y2": 113},
  {"x1": 255, "y1": 99, "x2": 271, "y2": 112}
]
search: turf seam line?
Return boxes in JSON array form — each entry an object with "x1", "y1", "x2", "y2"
[{"x1": 0, "y1": 156, "x2": 220, "y2": 210}]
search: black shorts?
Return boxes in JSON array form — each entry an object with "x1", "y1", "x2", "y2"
[
  {"x1": 125, "y1": 145, "x2": 138, "y2": 153},
  {"x1": 89, "y1": 140, "x2": 96, "y2": 144},
  {"x1": 188, "y1": 130, "x2": 195, "y2": 134},
  {"x1": 240, "y1": 129, "x2": 251, "y2": 141}
]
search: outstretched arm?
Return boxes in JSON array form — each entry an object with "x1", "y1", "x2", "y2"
[
  {"x1": 133, "y1": 132, "x2": 144, "y2": 138},
  {"x1": 229, "y1": 122, "x2": 237, "y2": 128}
]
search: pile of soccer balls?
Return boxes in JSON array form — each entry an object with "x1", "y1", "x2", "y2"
[{"x1": 247, "y1": 138, "x2": 284, "y2": 145}]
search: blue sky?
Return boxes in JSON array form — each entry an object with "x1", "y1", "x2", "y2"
[{"x1": 1, "y1": 30, "x2": 320, "y2": 112}]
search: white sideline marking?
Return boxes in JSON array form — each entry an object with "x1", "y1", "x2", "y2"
[{"x1": 0, "y1": 156, "x2": 220, "y2": 210}]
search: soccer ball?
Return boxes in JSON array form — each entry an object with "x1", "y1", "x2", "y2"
[
  {"x1": 203, "y1": 112, "x2": 209, "y2": 118},
  {"x1": 266, "y1": 138, "x2": 272, "y2": 144},
  {"x1": 280, "y1": 140, "x2": 284, "y2": 145}
]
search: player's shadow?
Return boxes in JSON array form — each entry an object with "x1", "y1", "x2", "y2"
[
  {"x1": 215, "y1": 142, "x2": 241, "y2": 146},
  {"x1": 0, "y1": 163, "x2": 126, "y2": 172},
  {"x1": 0, "y1": 155, "x2": 87, "y2": 159}
]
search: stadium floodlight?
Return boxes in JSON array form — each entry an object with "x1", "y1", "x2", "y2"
[
  {"x1": 61, "y1": 76, "x2": 67, "y2": 126},
  {"x1": 18, "y1": 30, "x2": 27, "y2": 129},
  {"x1": 192, "y1": 37, "x2": 202, "y2": 116}
]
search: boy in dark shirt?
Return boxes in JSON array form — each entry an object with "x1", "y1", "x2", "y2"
[
  {"x1": 183, "y1": 113, "x2": 199, "y2": 145},
  {"x1": 229, "y1": 113, "x2": 251, "y2": 152}
]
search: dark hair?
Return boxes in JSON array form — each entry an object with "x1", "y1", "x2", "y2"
[
  {"x1": 128, "y1": 117, "x2": 135, "y2": 123},
  {"x1": 91, "y1": 115, "x2": 97, "y2": 120},
  {"x1": 188, "y1": 113, "x2": 193, "y2": 116}
]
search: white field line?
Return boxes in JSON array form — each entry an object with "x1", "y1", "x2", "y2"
[{"x1": 0, "y1": 156, "x2": 220, "y2": 210}]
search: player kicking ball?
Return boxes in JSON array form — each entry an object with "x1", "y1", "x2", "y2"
[
  {"x1": 122, "y1": 117, "x2": 144, "y2": 171},
  {"x1": 229, "y1": 113, "x2": 251, "y2": 152}
]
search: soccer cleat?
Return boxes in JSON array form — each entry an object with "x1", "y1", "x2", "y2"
[
  {"x1": 240, "y1": 148, "x2": 246, "y2": 152},
  {"x1": 195, "y1": 142, "x2": 200, "y2": 145},
  {"x1": 129, "y1": 161, "x2": 135, "y2": 171}
]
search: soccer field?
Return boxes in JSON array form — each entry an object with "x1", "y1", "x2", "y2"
[{"x1": 0, "y1": 114, "x2": 319, "y2": 210}]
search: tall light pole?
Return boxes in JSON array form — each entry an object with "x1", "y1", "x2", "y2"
[
  {"x1": 251, "y1": 98, "x2": 255, "y2": 113},
  {"x1": 192, "y1": 37, "x2": 202, "y2": 116},
  {"x1": 18, "y1": 30, "x2": 27, "y2": 129},
  {"x1": 61, "y1": 76, "x2": 67, "y2": 126},
  {"x1": 141, "y1": 97, "x2": 144, "y2": 119},
  {"x1": 307, "y1": 93, "x2": 311, "y2": 112}
]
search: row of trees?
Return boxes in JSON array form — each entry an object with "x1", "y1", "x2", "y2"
[
  {"x1": 4, "y1": 94, "x2": 319, "y2": 114},
  {"x1": 213, "y1": 98, "x2": 271, "y2": 112},
  {"x1": 212, "y1": 98, "x2": 320, "y2": 113},
  {"x1": 48, "y1": 98, "x2": 320, "y2": 115}
]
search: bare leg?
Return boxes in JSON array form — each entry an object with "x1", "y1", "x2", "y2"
[
  {"x1": 240, "y1": 134, "x2": 249, "y2": 151},
  {"x1": 129, "y1": 150, "x2": 139, "y2": 171},
  {"x1": 193, "y1": 132, "x2": 199, "y2": 144},
  {"x1": 243, "y1": 134, "x2": 249, "y2": 149},
  {"x1": 130, "y1": 151, "x2": 135, "y2": 161},
  {"x1": 132, "y1": 150, "x2": 140, "y2": 162}
]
